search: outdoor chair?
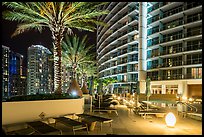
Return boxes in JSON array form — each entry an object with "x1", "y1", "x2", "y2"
[
  {"x1": 92, "y1": 106, "x2": 118, "y2": 116},
  {"x1": 54, "y1": 117, "x2": 88, "y2": 135},
  {"x1": 77, "y1": 113, "x2": 113, "y2": 131},
  {"x1": 26, "y1": 121, "x2": 62, "y2": 135},
  {"x1": 137, "y1": 109, "x2": 167, "y2": 119}
]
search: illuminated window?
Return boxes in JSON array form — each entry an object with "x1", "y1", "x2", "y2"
[
  {"x1": 191, "y1": 67, "x2": 202, "y2": 79},
  {"x1": 134, "y1": 34, "x2": 139, "y2": 40},
  {"x1": 168, "y1": 59, "x2": 172, "y2": 67},
  {"x1": 167, "y1": 70, "x2": 171, "y2": 79},
  {"x1": 124, "y1": 74, "x2": 127, "y2": 81}
]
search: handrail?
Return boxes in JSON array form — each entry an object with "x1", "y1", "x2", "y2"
[{"x1": 177, "y1": 101, "x2": 198, "y2": 113}]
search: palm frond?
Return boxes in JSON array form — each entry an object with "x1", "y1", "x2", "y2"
[{"x1": 11, "y1": 22, "x2": 45, "y2": 37}]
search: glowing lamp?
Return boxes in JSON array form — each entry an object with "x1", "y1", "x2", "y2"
[
  {"x1": 165, "y1": 112, "x2": 176, "y2": 128},
  {"x1": 182, "y1": 96, "x2": 187, "y2": 101},
  {"x1": 189, "y1": 98, "x2": 193, "y2": 102},
  {"x1": 72, "y1": 91, "x2": 77, "y2": 96}
]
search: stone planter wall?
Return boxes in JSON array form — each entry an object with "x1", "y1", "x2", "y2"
[{"x1": 2, "y1": 98, "x2": 84, "y2": 125}]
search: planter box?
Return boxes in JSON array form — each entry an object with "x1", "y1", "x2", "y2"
[{"x1": 2, "y1": 98, "x2": 84, "y2": 125}]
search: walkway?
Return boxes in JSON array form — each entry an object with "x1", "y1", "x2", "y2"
[{"x1": 55, "y1": 105, "x2": 202, "y2": 135}]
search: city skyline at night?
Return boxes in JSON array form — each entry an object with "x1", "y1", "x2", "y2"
[
  {"x1": 2, "y1": 19, "x2": 97, "y2": 68},
  {"x1": 2, "y1": 2, "x2": 202, "y2": 135}
]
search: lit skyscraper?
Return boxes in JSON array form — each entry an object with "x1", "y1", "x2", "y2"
[
  {"x1": 9, "y1": 51, "x2": 24, "y2": 96},
  {"x1": 97, "y1": 2, "x2": 202, "y2": 100},
  {"x1": 2, "y1": 45, "x2": 10, "y2": 99},
  {"x1": 27, "y1": 45, "x2": 52, "y2": 95},
  {"x1": 2, "y1": 45, "x2": 25, "y2": 99}
]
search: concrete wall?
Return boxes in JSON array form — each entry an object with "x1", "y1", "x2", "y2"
[{"x1": 2, "y1": 98, "x2": 84, "y2": 125}]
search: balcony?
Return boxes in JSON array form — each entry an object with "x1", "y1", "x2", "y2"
[
  {"x1": 161, "y1": 61, "x2": 182, "y2": 68},
  {"x1": 161, "y1": 74, "x2": 183, "y2": 80},
  {"x1": 184, "y1": 43, "x2": 202, "y2": 52},
  {"x1": 184, "y1": 58, "x2": 202, "y2": 65},
  {"x1": 148, "y1": 2, "x2": 202, "y2": 25},
  {"x1": 185, "y1": 73, "x2": 202, "y2": 79},
  {"x1": 148, "y1": 2, "x2": 170, "y2": 13},
  {"x1": 147, "y1": 28, "x2": 202, "y2": 47}
]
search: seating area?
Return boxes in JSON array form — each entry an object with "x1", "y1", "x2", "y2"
[
  {"x1": 54, "y1": 117, "x2": 88, "y2": 135},
  {"x1": 134, "y1": 101, "x2": 167, "y2": 119},
  {"x1": 2, "y1": 102, "x2": 202, "y2": 135},
  {"x1": 92, "y1": 107, "x2": 118, "y2": 116},
  {"x1": 77, "y1": 113, "x2": 113, "y2": 131},
  {"x1": 92, "y1": 94, "x2": 119, "y2": 116},
  {"x1": 26, "y1": 121, "x2": 62, "y2": 135}
]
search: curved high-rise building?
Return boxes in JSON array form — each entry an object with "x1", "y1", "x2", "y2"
[
  {"x1": 97, "y1": 2, "x2": 140, "y2": 93},
  {"x1": 97, "y1": 2, "x2": 202, "y2": 100}
]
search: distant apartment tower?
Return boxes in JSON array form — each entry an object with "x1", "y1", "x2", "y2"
[
  {"x1": 2, "y1": 45, "x2": 10, "y2": 99},
  {"x1": 48, "y1": 56, "x2": 54, "y2": 93},
  {"x1": 27, "y1": 45, "x2": 52, "y2": 95},
  {"x1": 2, "y1": 45, "x2": 26, "y2": 99},
  {"x1": 9, "y1": 51, "x2": 25, "y2": 96},
  {"x1": 97, "y1": 2, "x2": 202, "y2": 99}
]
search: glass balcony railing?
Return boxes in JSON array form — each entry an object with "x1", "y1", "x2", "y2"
[
  {"x1": 148, "y1": 2, "x2": 202, "y2": 25},
  {"x1": 184, "y1": 43, "x2": 202, "y2": 52},
  {"x1": 127, "y1": 68, "x2": 138, "y2": 72},
  {"x1": 117, "y1": 59, "x2": 127, "y2": 65},
  {"x1": 128, "y1": 57, "x2": 138, "y2": 62},
  {"x1": 148, "y1": 13, "x2": 202, "y2": 36},
  {"x1": 161, "y1": 60, "x2": 182, "y2": 68},
  {"x1": 148, "y1": 2, "x2": 170, "y2": 13},
  {"x1": 161, "y1": 48, "x2": 182, "y2": 55},
  {"x1": 185, "y1": 73, "x2": 202, "y2": 79},
  {"x1": 161, "y1": 74, "x2": 183, "y2": 80},
  {"x1": 148, "y1": 72, "x2": 202, "y2": 81},
  {"x1": 184, "y1": 58, "x2": 202, "y2": 65},
  {"x1": 147, "y1": 64, "x2": 159, "y2": 70},
  {"x1": 147, "y1": 28, "x2": 202, "y2": 47}
]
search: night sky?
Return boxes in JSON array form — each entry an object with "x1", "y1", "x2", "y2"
[{"x1": 2, "y1": 8, "x2": 97, "y2": 68}]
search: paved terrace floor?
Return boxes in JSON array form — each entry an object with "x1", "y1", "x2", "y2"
[{"x1": 46, "y1": 105, "x2": 202, "y2": 135}]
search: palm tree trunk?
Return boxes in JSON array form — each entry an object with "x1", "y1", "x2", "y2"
[
  {"x1": 51, "y1": 26, "x2": 64, "y2": 94},
  {"x1": 89, "y1": 76, "x2": 94, "y2": 95}
]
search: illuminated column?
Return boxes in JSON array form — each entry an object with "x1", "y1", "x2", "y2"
[
  {"x1": 162, "y1": 85, "x2": 166, "y2": 94},
  {"x1": 138, "y1": 2, "x2": 147, "y2": 94}
]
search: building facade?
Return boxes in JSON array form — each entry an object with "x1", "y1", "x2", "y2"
[
  {"x1": 97, "y1": 2, "x2": 140, "y2": 93},
  {"x1": 147, "y1": 2, "x2": 202, "y2": 99},
  {"x1": 97, "y1": 2, "x2": 202, "y2": 100},
  {"x1": 27, "y1": 45, "x2": 52, "y2": 95},
  {"x1": 2, "y1": 45, "x2": 10, "y2": 99},
  {"x1": 9, "y1": 51, "x2": 25, "y2": 96}
]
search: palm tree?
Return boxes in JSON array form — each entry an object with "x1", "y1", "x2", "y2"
[
  {"x1": 62, "y1": 34, "x2": 96, "y2": 96},
  {"x1": 77, "y1": 61, "x2": 97, "y2": 86},
  {"x1": 101, "y1": 77, "x2": 118, "y2": 93},
  {"x1": 2, "y1": 2, "x2": 109, "y2": 94},
  {"x1": 77, "y1": 62, "x2": 97, "y2": 95},
  {"x1": 61, "y1": 34, "x2": 95, "y2": 79}
]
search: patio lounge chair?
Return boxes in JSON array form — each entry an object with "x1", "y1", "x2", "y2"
[
  {"x1": 92, "y1": 106, "x2": 118, "y2": 116},
  {"x1": 54, "y1": 117, "x2": 88, "y2": 135},
  {"x1": 77, "y1": 113, "x2": 113, "y2": 131},
  {"x1": 26, "y1": 121, "x2": 62, "y2": 135},
  {"x1": 137, "y1": 110, "x2": 167, "y2": 119}
]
